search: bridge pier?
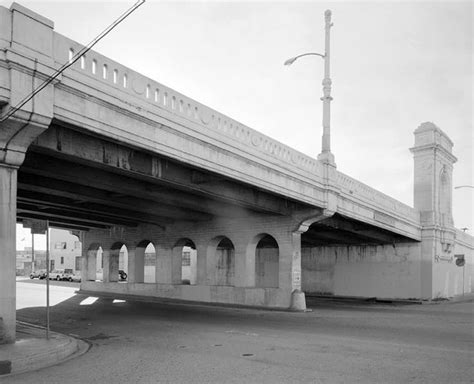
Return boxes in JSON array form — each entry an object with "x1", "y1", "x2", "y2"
[
  {"x1": 0, "y1": 3, "x2": 54, "y2": 343},
  {"x1": 0, "y1": 119, "x2": 52, "y2": 344}
]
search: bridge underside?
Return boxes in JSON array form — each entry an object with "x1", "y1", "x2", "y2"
[
  {"x1": 17, "y1": 123, "x2": 414, "y2": 247},
  {"x1": 302, "y1": 214, "x2": 411, "y2": 246},
  {"x1": 16, "y1": 122, "x2": 312, "y2": 230}
]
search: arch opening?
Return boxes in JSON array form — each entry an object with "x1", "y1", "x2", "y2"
[
  {"x1": 173, "y1": 238, "x2": 197, "y2": 285},
  {"x1": 214, "y1": 237, "x2": 235, "y2": 286},
  {"x1": 255, "y1": 234, "x2": 279, "y2": 288},
  {"x1": 135, "y1": 240, "x2": 156, "y2": 283}
]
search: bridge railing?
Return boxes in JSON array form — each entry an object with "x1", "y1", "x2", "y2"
[
  {"x1": 337, "y1": 171, "x2": 419, "y2": 224},
  {"x1": 53, "y1": 33, "x2": 419, "y2": 227},
  {"x1": 53, "y1": 33, "x2": 325, "y2": 182}
]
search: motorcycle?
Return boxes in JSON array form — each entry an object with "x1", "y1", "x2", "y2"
[{"x1": 118, "y1": 270, "x2": 127, "y2": 281}]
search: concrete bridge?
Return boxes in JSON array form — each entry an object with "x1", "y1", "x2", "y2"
[{"x1": 1, "y1": 3, "x2": 472, "y2": 344}]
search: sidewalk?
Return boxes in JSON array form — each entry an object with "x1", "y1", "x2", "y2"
[
  {"x1": 306, "y1": 292, "x2": 474, "y2": 306},
  {"x1": 0, "y1": 322, "x2": 88, "y2": 377}
]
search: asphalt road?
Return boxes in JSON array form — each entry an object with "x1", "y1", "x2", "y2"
[{"x1": 6, "y1": 279, "x2": 474, "y2": 384}]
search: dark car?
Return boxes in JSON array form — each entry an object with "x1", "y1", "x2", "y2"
[{"x1": 30, "y1": 270, "x2": 47, "y2": 279}]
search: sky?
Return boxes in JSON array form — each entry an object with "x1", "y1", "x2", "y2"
[{"x1": 6, "y1": 0, "x2": 472, "y2": 250}]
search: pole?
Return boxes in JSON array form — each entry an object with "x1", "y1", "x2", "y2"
[
  {"x1": 46, "y1": 220, "x2": 50, "y2": 339},
  {"x1": 31, "y1": 233, "x2": 35, "y2": 273},
  {"x1": 318, "y1": 10, "x2": 335, "y2": 165}
]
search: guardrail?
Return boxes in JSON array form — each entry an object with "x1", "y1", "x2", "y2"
[{"x1": 337, "y1": 171, "x2": 419, "y2": 223}]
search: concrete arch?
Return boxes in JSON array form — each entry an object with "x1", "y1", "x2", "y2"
[
  {"x1": 172, "y1": 238, "x2": 197, "y2": 285},
  {"x1": 250, "y1": 234, "x2": 279, "y2": 288},
  {"x1": 208, "y1": 236, "x2": 235, "y2": 286}
]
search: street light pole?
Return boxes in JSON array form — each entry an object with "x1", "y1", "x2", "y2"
[
  {"x1": 319, "y1": 10, "x2": 334, "y2": 165},
  {"x1": 284, "y1": 10, "x2": 335, "y2": 166},
  {"x1": 31, "y1": 232, "x2": 35, "y2": 273}
]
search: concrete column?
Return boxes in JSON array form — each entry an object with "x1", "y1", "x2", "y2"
[
  {"x1": 171, "y1": 247, "x2": 182, "y2": 284},
  {"x1": 103, "y1": 249, "x2": 119, "y2": 282},
  {"x1": 82, "y1": 243, "x2": 98, "y2": 281},
  {"x1": 205, "y1": 244, "x2": 217, "y2": 286},
  {"x1": 82, "y1": 248, "x2": 90, "y2": 281},
  {"x1": 234, "y1": 242, "x2": 255, "y2": 287},
  {"x1": 189, "y1": 249, "x2": 197, "y2": 285},
  {"x1": 156, "y1": 245, "x2": 172, "y2": 284},
  {"x1": 0, "y1": 165, "x2": 18, "y2": 344},
  {"x1": 196, "y1": 243, "x2": 208, "y2": 285},
  {"x1": 110, "y1": 249, "x2": 119, "y2": 283},
  {"x1": 86, "y1": 250, "x2": 97, "y2": 281},
  {"x1": 278, "y1": 230, "x2": 306, "y2": 310},
  {"x1": 128, "y1": 247, "x2": 143, "y2": 283}
]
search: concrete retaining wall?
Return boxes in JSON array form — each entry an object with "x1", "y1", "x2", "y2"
[
  {"x1": 81, "y1": 281, "x2": 291, "y2": 309},
  {"x1": 302, "y1": 243, "x2": 422, "y2": 299},
  {"x1": 431, "y1": 230, "x2": 474, "y2": 298}
]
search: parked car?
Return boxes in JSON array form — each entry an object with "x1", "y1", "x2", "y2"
[
  {"x1": 68, "y1": 272, "x2": 81, "y2": 282},
  {"x1": 48, "y1": 269, "x2": 64, "y2": 280},
  {"x1": 48, "y1": 269, "x2": 74, "y2": 281},
  {"x1": 29, "y1": 270, "x2": 47, "y2": 279}
]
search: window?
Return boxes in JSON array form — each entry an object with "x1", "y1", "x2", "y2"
[
  {"x1": 182, "y1": 251, "x2": 191, "y2": 266},
  {"x1": 55, "y1": 242, "x2": 66, "y2": 249},
  {"x1": 60, "y1": 257, "x2": 64, "y2": 265}
]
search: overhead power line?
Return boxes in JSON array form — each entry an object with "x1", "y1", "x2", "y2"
[{"x1": 0, "y1": 0, "x2": 146, "y2": 123}]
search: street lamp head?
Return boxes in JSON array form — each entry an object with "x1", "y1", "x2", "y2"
[
  {"x1": 284, "y1": 57, "x2": 297, "y2": 66},
  {"x1": 284, "y1": 53, "x2": 325, "y2": 67}
]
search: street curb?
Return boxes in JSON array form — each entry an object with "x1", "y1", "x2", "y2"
[
  {"x1": 76, "y1": 289, "x2": 299, "y2": 313},
  {"x1": 306, "y1": 293, "x2": 474, "y2": 305},
  {"x1": 0, "y1": 322, "x2": 90, "y2": 377},
  {"x1": 306, "y1": 295, "x2": 424, "y2": 305}
]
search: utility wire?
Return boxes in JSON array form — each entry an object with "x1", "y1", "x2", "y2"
[{"x1": 0, "y1": 0, "x2": 145, "y2": 123}]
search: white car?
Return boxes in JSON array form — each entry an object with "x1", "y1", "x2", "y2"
[
  {"x1": 68, "y1": 272, "x2": 81, "y2": 282},
  {"x1": 48, "y1": 269, "x2": 74, "y2": 281},
  {"x1": 48, "y1": 269, "x2": 64, "y2": 280}
]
